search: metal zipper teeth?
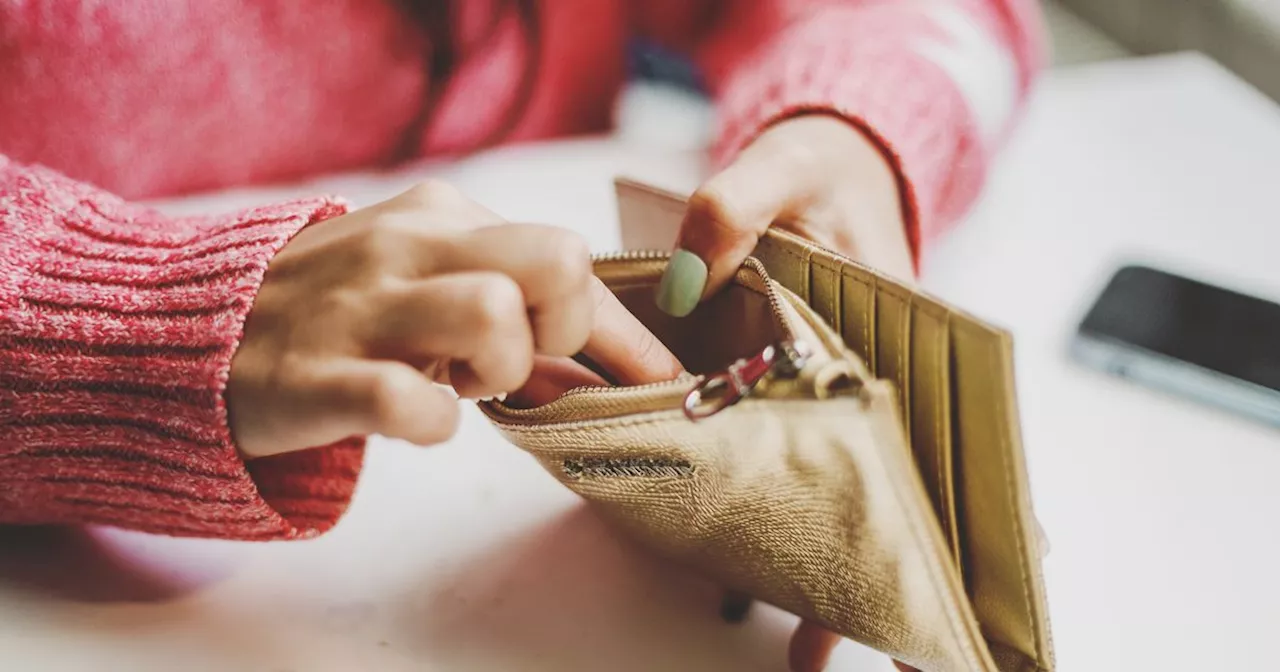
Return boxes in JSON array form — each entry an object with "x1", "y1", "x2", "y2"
[
  {"x1": 483, "y1": 255, "x2": 814, "y2": 423},
  {"x1": 591, "y1": 249, "x2": 671, "y2": 262}
]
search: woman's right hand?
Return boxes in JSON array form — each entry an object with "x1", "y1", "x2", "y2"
[{"x1": 227, "y1": 182, "x2": 684, "y2": 458}]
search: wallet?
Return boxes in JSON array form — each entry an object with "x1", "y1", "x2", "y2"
[{"x1": 480, "y1": 178, "x2": 1054, "y2": 672}]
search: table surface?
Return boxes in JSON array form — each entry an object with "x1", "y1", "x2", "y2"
[{"x1": 3, "y1": 52, "x2": 1278, "y2": 671}]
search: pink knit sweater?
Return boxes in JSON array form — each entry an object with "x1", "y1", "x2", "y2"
[{"x1": 0, "y1": 0, "x2": 1045, "y2": 540}]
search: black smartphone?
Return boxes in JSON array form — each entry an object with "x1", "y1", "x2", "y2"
[{"x1": 1070, "y1": 264, "x2": 1280, "y2": 427}]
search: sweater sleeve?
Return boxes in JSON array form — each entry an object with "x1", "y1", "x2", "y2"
[
  {"x1": 0, "y1": 156, "x2": 365, "y2": 540},
  {"x1": 633, "y1": 0, "x2": 1047, "y2": 262}
]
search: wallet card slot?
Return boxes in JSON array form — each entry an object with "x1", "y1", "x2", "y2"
[
  {"x1": 840, "y1": 267, "x2": 877, "y2": 375},
  {"x1": 809, "y1": 255, "x2": 843, "y2": 336},
  {"x1": 875, "y1": 283, "x2": 912, "y2": 440},
  {"x1": 950, "y1": 320, "x2": 1051, "y2": 672},
  {"x1": 910, "y1": 300, "x2": 962, "y2": 568},
  {"x1": 752, "y1": 233, "x2": 811, "y2": 304}
]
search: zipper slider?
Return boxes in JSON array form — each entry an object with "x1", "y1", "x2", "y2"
[{"x1": 683, "y1": 340, "x2": 812, "y2": 421}]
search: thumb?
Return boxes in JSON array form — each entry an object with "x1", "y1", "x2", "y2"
[{"x1": 656, "y1": 166, "x2": 790, "y2": 317}]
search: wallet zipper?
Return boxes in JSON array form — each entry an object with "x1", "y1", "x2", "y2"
[{"x1": 483, "y1": 253, "x2": 859, "y2": 424}]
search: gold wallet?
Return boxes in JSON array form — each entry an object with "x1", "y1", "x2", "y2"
[{"x1": 480, "y1": 179, "x2": 1054, "y2": 672}]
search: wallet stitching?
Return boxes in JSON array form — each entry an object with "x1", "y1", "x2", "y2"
[
  {"x1": 939, "y1": 312, "x2": 958, "y2": 557},
  {"x1": 886, "y1": 291, "x2": 910, "y2": 443},
  {"x1": 829, "y1": 265, "x2": 839, "y2": 331},
  {"x1": 901, "y1": 293, "x2": 909, "y2": 423},
  {"x1": 842, "y1": 272, "x2": 872, "y2": 369},
  {"x1": 912, "y1": 296, "x2": 949, "y2": 321},
  {"x1": 986, "y1": 331, "x2": 1042, "y2": 664},
  {"x1": 811, "y1": 255, "x2": 841, "y2": 331},
  {"x1": 562, "y1": 457, "x2": 695, "y2": 480},
  {"x1": 930, "y1": 310, "x2": 953, "y2": 546},
  {"x1": 861, "y1": 277, "x2": 874, "y2": 373}
]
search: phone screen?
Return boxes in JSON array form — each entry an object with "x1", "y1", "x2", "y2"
[{"x1": 1079, "y1": 266, "x2": 1280, "y2": 393}]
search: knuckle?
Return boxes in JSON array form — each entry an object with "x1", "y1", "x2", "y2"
[
  {"x1": 547, "y1": 230, "x2": 593, "y2": 290},
  {"x1": 491, "y1": 350, "x2": 535, "y2": 391},
  {"x1": 535, "y1": 315, "x2": 589, "y2": 358},
  {"x1": 368, "y1": 368, "x2": 418, "y2": 428},
  {"x1": 471, "y1": 275, "x2": 525, "y2": 331},
  {"x1": 403, "y1": 179, "x2": 461, "y2": 206}
]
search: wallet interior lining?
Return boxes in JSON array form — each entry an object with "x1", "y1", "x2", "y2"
[
  {"x1": 910, "y1": 296, "x2": 962, "y2": 566},
  {"x1": 606, "y1": 281, "x2": 784, "y2": 376}
]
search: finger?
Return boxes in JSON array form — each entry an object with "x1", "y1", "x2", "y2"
[
  {"x1": 581, "y1": 278, "x2": 685, "y2": 386},
  {"x1": 291, "y1": 357, "x2": 460, "y2": 448},
  {"x1": 505, "y1": 355, "x2": 610, "y2": 409},
  {"x1": 448, "y1": 352, "x2": 603, "y2": 401},
  {"x1": 433, "y1": 224, "x2": 596, "y2": 356},
  {"x1": 788, "y1": 620, "x2": 842, "y2": 672},
  {"x1": 368, "y1": 272, "x2": 535, "y2": 398},
  {"x1": 658, "y1": 164, "x2": 792, "y2": 317}
]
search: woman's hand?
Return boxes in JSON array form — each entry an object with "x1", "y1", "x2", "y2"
[
  {"x1": 656, "y1": 114, "x2": 914, "y2": 317},
  {"x1": 227, "y1": 182, "x2": 683, "y2": 458}
]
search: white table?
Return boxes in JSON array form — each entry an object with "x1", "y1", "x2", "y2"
[{"x1": 3, "y1": 52, "x2": 1278, "y2": 671}]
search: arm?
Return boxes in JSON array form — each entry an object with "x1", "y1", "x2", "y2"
[
  {"x1": 634, "y1": 0, "x2": 1046, "y2": 263},
  {"x1": 0, "y1": 158, "x2": 684, "y2": 542},
  {"x1": 0, "y1": 156, "x2": 363, "y2": 540}
]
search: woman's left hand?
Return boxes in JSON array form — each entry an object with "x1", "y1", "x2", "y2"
[{"x1": 656, "y1": 114, "x2": 915, "y2": 318}]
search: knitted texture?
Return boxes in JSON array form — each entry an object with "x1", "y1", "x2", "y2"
[
  {"x1": 0, "y1": 0, "x2": 1044, "y2": 243},
  {"x1": 0, "y1": 158, "x2": 363, "y2": 540},
  {"x1": 0, "y1": 0, "x2": 1043, "y2": 539}
]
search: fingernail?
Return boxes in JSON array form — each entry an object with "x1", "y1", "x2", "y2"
[{"x1": 656, "y1": 249, "x2": 707, "y2": 317}]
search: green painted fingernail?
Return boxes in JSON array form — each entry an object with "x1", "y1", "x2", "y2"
[{"x1": 656, "y1": 249, "x2": 708, "y2": 318}]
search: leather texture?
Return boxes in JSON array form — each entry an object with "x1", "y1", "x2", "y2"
[{"x1": 481, "y1": 179, "x2": 1054, "y2": 672}]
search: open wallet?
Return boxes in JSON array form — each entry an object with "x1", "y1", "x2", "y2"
[{"x1": 479, "y1": 178, "x2": 1054, "y2": 672}]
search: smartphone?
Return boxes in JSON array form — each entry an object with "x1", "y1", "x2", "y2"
[{"x1": 1070, "y1": 264, "x2": 1280, "y2": 427}]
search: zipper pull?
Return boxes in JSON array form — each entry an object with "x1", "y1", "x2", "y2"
[{"x1": 683, "y1": 340, "x2": 812, "y2": 421}]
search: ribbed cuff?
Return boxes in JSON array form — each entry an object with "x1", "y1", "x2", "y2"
[
  {"x1": 711, "y1": 9, "x2": 987, "y2": 267},
  {"x1": 0, "y1": 159, "x2": 361, "y2": 540}
]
